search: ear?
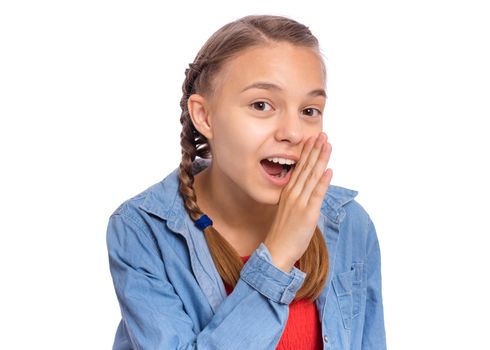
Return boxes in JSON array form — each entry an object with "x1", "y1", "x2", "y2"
[{"x1": 187, "y1": 94, "x2": 213, "y2": 140}]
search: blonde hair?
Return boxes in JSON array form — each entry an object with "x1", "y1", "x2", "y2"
[{"x1": 178, "y1": 15, "x2": 328, "y2": 301}]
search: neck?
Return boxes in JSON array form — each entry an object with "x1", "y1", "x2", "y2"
[{"x1": 193, "y1": 163, "x2": 277, "y2": 244}]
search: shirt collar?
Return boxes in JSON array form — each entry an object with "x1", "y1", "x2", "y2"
[{"x1": 139, "y1": 158, "x2": 359, "y2": 229}]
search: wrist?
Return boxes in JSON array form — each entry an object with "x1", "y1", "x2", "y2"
[{"x1": 263, "y1": 240, "x2": 296, "y2": 273}]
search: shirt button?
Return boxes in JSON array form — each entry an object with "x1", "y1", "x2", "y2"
[{"x1": 323, "y1": 335, "x2": 329, "y2": 343}]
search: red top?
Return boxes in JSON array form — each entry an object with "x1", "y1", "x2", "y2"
[{"x1": 223, "y1": 256, "x2": 323, "y2": 350}]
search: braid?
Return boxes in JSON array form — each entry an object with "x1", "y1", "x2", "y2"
[{"x1": 179, "y1": 59, "x2": 243, "y2": 286}]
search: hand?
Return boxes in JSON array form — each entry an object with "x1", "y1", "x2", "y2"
[{"x1": 264, "y1": 132, "x2": 333, "y2": 272}]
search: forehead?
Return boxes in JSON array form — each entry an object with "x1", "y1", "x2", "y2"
[{"x1": 213, "y1": 43, "x2": 325, "y2": 98}]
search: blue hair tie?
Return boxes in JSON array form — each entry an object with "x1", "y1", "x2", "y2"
[{"x1": 195, "y1": 214, "x2": 213, "y2": 230}]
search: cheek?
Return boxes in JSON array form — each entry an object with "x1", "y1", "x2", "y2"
[
  {"x1": 302, "y1": 125, "x2": 324, "y2": 144},
  {"x1": 213, "y1": 115, "x2": 268, "y2": 161}
]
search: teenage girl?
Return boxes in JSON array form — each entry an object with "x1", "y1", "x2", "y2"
[{"x1": 107, "y1": 14, "x2": 386, "y2": 350}]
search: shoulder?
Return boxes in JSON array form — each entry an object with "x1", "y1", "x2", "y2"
[
  {"x1": 109, "y1": 185, "x2": 154, "y2": 226},
  {"x1": 321, "y1": 183, "x2": 370, "y2": 225},
  {"x1": 109, "y1": 166, "x2": 181, "y2": 221},
  {"x1": 105, "y1": 179, "x2": 175, "y2": 258},
  {"x1": 108, "y1": 180, "x2": 177, "y2": 239},
  {"x1": 320, "y1": 183, "x2": 377, "y2": 255}
]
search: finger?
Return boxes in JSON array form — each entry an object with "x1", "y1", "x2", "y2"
[
  {"x1": 300, "y1": 141, "x2": 332, "y2": 205},
  {"x1": 292, "y1": 132, "x2": 327, "y2": 193},
  {"x1": 285, "y1": 135, "x2": 314, "y2": 191},
  {"x1": 308, "y1": 168, "x2": 333, "y2": 208}
]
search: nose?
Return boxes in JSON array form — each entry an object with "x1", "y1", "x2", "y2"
[{"x1": 274, "y1": 109, "x2": 304, "y2": 144}]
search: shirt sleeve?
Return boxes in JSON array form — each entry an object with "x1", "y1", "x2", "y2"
[
  {"x1": 106, "y1": 212, "x2": 306, "y2": 350},
  {"x1": 361, "y1": 217, "x2": 387, "y2": 349}
]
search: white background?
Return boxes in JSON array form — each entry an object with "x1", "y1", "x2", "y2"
[{"x1": 1, "y1": 0, "x2": 489, "y2": 349}]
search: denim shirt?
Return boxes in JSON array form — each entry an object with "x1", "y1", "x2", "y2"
[{"x1": 106, "y1": 158, "x2": 387, "y2": 350}]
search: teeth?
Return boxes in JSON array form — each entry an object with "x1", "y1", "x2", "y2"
[{"x1": 266, "y1": 157, "x2": 296, "y2": 165}]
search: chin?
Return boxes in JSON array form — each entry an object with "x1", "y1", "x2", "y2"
[{"x1": 250, "y1": 188, "x2": 281, "y2": 206}]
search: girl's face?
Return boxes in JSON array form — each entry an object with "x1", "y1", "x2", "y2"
[{"x1": 197, "y1": 42, "x2": 327, "y2": 205}]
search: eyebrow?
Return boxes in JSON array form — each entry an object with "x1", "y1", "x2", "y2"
[{"x1": 240, "y1": 81, "x2": 327, "y2": 98}]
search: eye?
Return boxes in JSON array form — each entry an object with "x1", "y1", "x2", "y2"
[
  {"x1": 303, "y1": 107, "x2": 322, "y2": 118},
  {"x1": 250, "y1": 101, "x2": 273, "y2": 112}
]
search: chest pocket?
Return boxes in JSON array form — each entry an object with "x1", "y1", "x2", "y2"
[{"x1": 332, "y1": 262, "x2": 364, "y2": 330}]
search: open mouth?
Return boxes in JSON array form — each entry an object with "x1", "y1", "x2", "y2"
[{"x1": 260, "y1": 158, "x2": 296, "y2": 178}]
